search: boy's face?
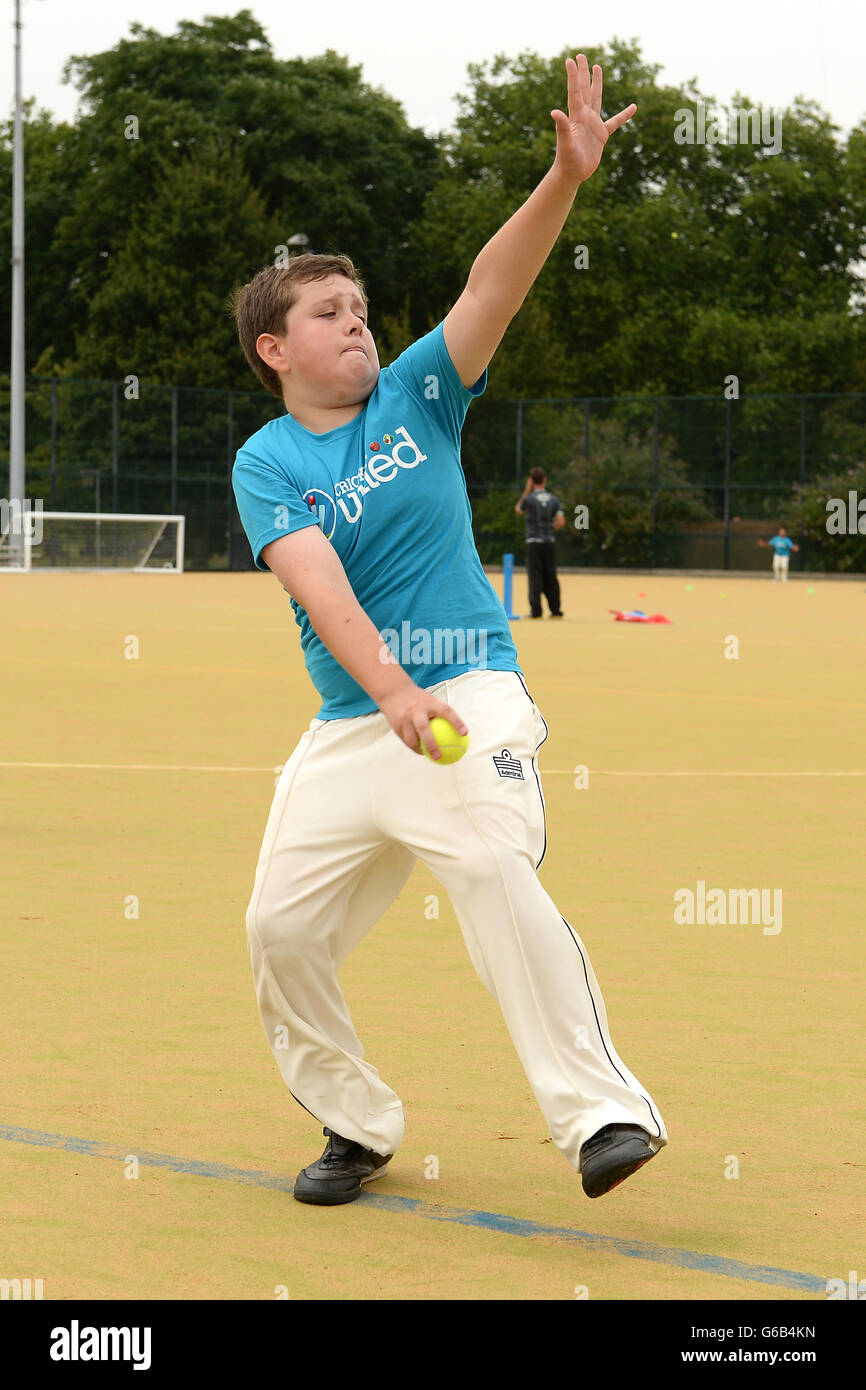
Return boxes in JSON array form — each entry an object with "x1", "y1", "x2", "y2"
[{"x1": 274, "y1": 274, "x2": 379, "y2": 405}]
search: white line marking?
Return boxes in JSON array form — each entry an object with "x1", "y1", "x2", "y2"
[
  {"x1": 1, "y1": 763, "x2": 865, "y2": 777},
  {"x1": 0, "y1": 762, "x2": 274, "y2": 772},
  {"x1": 556, "y1": 770, "x2": 866, "y2": 777}
]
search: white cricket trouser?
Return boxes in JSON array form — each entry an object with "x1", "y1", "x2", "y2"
[
  {"x1": 773, "y1": 553, "x2": 789, "y2": 580},
  {"x1": 245, "y1": 669, "x2": 667, "y2": 1171}
]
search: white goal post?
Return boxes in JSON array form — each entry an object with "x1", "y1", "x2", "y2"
[{"x1": 0, "y1": 511, "x2": 185, "y2": 573}]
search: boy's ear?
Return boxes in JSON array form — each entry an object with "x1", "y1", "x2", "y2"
[{"x1": 256, "y1": 332, "x2": 285, "y2": 372}]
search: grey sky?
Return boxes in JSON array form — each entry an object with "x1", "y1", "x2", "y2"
[{"x1": 1, "y1": 0, "x2": 863, "y2": 141}]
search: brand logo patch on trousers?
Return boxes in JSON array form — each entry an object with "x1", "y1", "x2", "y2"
[{"x1": 493, "y1": 749, "x2": 524, "y2": 780}]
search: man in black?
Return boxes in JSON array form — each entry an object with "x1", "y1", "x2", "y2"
[{"x1": 515, "y1": 467, "x2": 565, "y2": 618}]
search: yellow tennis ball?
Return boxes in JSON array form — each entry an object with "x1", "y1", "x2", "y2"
[{"x1": 422, "y1": 717, "x2": 469, "y2": 765}]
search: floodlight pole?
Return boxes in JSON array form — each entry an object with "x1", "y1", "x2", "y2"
[{"x1": 8, "y1": 0, "x2": 26, "y2": 564}]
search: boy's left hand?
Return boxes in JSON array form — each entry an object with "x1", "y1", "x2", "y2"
[{"x1": 551, "y1": 54, "x2": 636, "y2": 187}]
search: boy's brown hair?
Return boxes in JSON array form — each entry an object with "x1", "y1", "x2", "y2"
[
  {"x1": 229, "y1": 253, "x2": 368, "y2": 399},
  {"x1": 530, "y1": 467, "x2": 546, "y2": 485}
]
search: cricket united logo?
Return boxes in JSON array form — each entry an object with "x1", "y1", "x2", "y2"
[
  {"x1": 303, "y1": 425, "x2": 426, "y2": 536},
  {"x1": 304, "y1": 488, "x2": 338, "y2": 541}
]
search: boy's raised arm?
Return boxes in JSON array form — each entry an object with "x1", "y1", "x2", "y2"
[{"x1": 443, "y1": 54, "x2": 636, "y2": 389}]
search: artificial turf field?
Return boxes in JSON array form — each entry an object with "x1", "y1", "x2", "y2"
[{"x1": 1, "y1": 568, "x2": 864, "y2": 1302}]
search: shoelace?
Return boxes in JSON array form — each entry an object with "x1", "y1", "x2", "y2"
[{"x1": 323, "y1": 1128, "x2": 355, "y2": 1161}]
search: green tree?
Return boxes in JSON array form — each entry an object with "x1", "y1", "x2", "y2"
[
  {"x1": 557, "y1": 415, "x2": 713, "y2": 566},
  {"x1": 407, "y1": 39, "x2": 865, "y2": 397},
  {"x1": 55, "y1": 10, "x2": 438, "y2": 374},
  {"x1": 0, "y1": 105, "x2": 91, "y2": 375},
  {"x1": 69, "y1": 139, "x2": 279, "y2": 387},
  {"x1": 781, "y1": 461, "x2": 866, "y2": 571},
  {"x1": 469, "y1": 413, "x2": 713, "y2": 566}
]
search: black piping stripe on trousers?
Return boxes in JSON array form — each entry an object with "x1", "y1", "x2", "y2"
[
  {"x1": 288, "y1": 673, "x2": 661, "y2": 1142},
  {"x1": 513, "y1": 670, "x2": 549, "y2": 870},
  {"x1": 513, "y1": 670, "x2": 663, "y2": 1140},
  {"x1": 560, "y1": 915, "x2": 663, "y2": 1139}
]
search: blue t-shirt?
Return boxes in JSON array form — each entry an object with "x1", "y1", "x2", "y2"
[
  {"x1": 769, "y1": 535, "x2": 794, "y2": 554},
  {"x1": 232, "y1": 321, "x2": 521, "y2": 719}
]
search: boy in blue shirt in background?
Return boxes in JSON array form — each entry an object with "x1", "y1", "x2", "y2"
[
  {"x1": 758, "y1": 526, "x2": 799, "y2": 580},
  {"x1": 230, "y1": 55, "x2": 667, "y2": 1208}
]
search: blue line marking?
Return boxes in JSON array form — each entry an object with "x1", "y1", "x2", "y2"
[{"x1": 0, "y1": 1122, "x2": 826, "y2": 1293}]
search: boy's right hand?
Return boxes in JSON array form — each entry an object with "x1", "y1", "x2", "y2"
[{"x1": 379, "y1": 686, "x2": 469, "y2": 760}]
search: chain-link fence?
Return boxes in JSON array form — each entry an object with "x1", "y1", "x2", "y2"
[{"x1": 2, "y1": 375, "x2": 865, "y2": 570}]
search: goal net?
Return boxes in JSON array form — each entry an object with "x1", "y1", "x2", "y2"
[{"x1": 0, "y1": 512, "x2": 185, "y2": 572}]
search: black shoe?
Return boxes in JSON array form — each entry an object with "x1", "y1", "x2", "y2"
[
  {"x1": 293, "y1": 1127, "x2": 393, "y2": 1206},
  {"x1": 528, "y1": 612, "x2": 542, "y2": 619},
  {"x1": 549, "y1": 611, "x2": 564, "y2": 618},
  {"x1": 580, "y1": 1123, "x2": 657, "y2": 1198}
]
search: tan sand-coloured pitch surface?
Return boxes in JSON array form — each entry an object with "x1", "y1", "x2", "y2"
[{"x1": 1, "y1": 569, "x2": 864, "y2": 1301}]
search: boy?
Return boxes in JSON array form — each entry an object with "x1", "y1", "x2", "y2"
[
  {"x1": 515, "y1": 467, "x2": 566, "y2": 617},
  {"x1": 758, "y1": 526, "x2": 798, "y2": 581},
  {"x1": 230, "y1": 55, "x2": 667, "y2": 1206}
]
